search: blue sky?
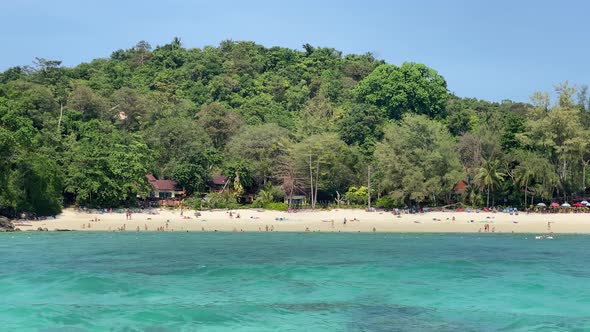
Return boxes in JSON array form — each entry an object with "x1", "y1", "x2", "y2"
[{"x1": 1, "y1": 0, "x2": 588, "y2": 102}]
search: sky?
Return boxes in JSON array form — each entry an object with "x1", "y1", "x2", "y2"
[{"x1": 0, "y1": 0, "x2": 588, "y2": 102}]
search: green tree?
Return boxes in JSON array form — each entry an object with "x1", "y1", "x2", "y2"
[
  {"x1": 513, "y1": 156, "x2": 535, "y2": 207},
  {"x1": 225, "y1": 123, "x2": 290, "y2": 187},
  {"x1": 520, "y1": 85, "x2": 586, "y2": 200},
  {"x1": 67, "y1": 83, "x2": 108, "y2": 121},
  {"x1": 375, "y1": 114, "x2": 464, "y2": 206},
  {"x1": 292, "y1": 133, "x2": 361, "y2": 207},
  {"x1": 337, "y1": 103, "x2": 385, "y2": 154},
  {"x1": 295, "y1": 96, "x2": 336, "y2": 139},
  {"x1": 354, "y1": 63, "x2": 448, "y2": 119},
  {"x1": 345, "y1": 186, "x2": 369, "y2": 205},
  {"x1": 475, "y1": 159, "x2": 505, "y2": 207},
  {"x1": 196, "y1": 102, "x2": 243, "y2": 149},
  {"x1": 64, "y1": 120, "x2": 152, "y2": 207},
  {"x1": 11, "y1": 154, "x2": 63, "y2": 216},
  {"x1": 146, "y1": 116, "x2": 215, "y2": 194},
  {"x1": 113, "y1": 87, "x2": 149, "y2": 130},
  {"x1": 512, "y1": 152, "x2": 557, "y2": 206}
]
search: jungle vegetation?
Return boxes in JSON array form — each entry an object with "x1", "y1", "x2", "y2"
[{"x1": 1, "y1": 39, "x2": 589, "y2": 216}]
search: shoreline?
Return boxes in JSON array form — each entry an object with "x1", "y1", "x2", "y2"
[
  {"x1": 11, "y1": 208, "x2": 590, "y2": 234},
  {"x1": 8, "y1": 230, "x2": 590, "y2": 236}
]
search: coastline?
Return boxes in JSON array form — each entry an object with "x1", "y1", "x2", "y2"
[{"x1": 11, "y1": 208, "x2": 590, "y2": 234}]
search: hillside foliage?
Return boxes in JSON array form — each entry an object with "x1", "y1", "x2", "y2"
[{"x1": 1, "y1": 39, "x2": 589, "y2": 216}]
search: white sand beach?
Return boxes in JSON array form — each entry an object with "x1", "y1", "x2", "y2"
[{"x1": 13, "y1": 208, "x2": 590, "y2": 234}]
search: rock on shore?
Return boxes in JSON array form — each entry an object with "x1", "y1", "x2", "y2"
[{"x1": 0, "y1": 216, "x2": 16, "y2": 232}]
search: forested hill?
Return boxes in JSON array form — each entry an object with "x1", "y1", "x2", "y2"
[{"x1": 1, "y1": 39, "x2": 589, "y2": 217}]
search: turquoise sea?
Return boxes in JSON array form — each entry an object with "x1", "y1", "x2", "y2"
[{"x1": 1, "y1": 232, "x2": 589, "y2": 331}]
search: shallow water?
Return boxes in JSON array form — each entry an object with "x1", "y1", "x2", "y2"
[{"x1": 1, "y1": 232, "x2": 589, "y2": 331}]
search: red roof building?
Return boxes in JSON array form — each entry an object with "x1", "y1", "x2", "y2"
[
  {"x1": 146, "y1": 174, "x2": 185, "y2": 199},
  {"x1": 453, "y1": 180, "x2": 468, "y2": 195}
]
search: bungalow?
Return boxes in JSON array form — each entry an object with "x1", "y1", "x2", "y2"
[
  {"x1": 453, "y1": 180, "x2": 468, "y2": 195},
  {"x1": 146, "y1": 174, "x2": 185, "y2": 199},
  {"x1": 285, "y1": 195, "x2": 306, "y2": 207},
  {"x1": 207, "y1": 175, "x2": 228, "y2": 193}
]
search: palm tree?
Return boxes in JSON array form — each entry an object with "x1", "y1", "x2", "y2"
[
  {"x1": 256, "y1": 189, "x2": 274, "y2": 205},
  {"x1": 171, "y1": 37, "x2": 182, "y2": 49},
  {"x1": 475, "y1": 159, "x2": 505, "y2": 207},
  {"x1": 514, "y1": 153, "x2": 559, "y2": 207},
  {"x1": 514, "y1": 163, "x2": 535, "y2": 207},
  {"x1": 464, "y1": 184, "x2": 483, "y2": 206}
]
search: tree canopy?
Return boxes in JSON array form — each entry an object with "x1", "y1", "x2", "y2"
[
  {"x1": 0, "y1": 39, "x2": 588, "y2": 216},
  {"x1": 354, "y1": 63, "x2": 448, "y2": 119}
]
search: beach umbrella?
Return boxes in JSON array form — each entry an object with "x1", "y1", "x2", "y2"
[
  {"x1": 550, "y1": 202, "x2": 560, "y2": 207},
  {"x1": 536, "y1": 202, "x2": 547, "y2": 207},
  {"x1": 581, "y1": 200, "x2": 589, "y2": 206},
  {"x1": 561, "y1": 202, "x2": 571, "y2": 207},
  {"x1": 573, "y1": 202, "x2": 584, "y2": 207}
]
